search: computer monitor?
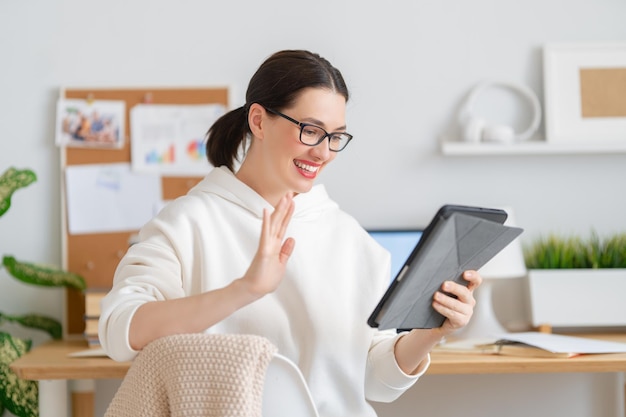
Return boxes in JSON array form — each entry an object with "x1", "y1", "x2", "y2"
[{"x1": 367, "y1": 229, "x2": 423, "y2": 281}]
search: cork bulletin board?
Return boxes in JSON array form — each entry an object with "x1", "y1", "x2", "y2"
[{"x1": 61, "y1": 87, "x2": 228, "y2": 335}]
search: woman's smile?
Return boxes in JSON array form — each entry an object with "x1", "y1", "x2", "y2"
[{"x1": 294, "y1": 159, "x2": 321, "y2": 178}]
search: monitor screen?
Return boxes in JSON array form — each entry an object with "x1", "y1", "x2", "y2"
[{"x1": 368, "y1": 229, "x2": 423, "y2": 280}]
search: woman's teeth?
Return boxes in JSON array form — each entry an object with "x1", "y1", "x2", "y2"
[{"x1": 294, "y1": 160, "x2": 318, "y2": 173}]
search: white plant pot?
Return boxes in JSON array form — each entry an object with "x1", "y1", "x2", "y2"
[{"x1": 527, "y1": 269, "x2": 626, "y2": 328}]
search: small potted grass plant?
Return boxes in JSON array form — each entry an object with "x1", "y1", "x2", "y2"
[
  {"x1": 524, "y1": 232, "x2": 626, "y2": 329},
  {"x1": 0, "y1": 167, "x2": 86, "y2": 417}
]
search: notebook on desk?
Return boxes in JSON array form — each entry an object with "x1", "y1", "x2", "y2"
[{"x1": 435, "y1": 332, "x2": 626, "y2": 358}]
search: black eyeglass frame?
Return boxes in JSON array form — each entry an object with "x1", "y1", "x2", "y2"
[{"x1": 264, "y1": 107, "x2": 353, "y2": 152}]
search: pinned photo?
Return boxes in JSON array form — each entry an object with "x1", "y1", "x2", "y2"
[{"x1": 56, "y1": 98, "x2": 126, "y2": 149}]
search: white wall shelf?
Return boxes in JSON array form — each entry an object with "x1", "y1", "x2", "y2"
[{"x1": 440, "y1": 140, "x2": 626, "y2": 156}]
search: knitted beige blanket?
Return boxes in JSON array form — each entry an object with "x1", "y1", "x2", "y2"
[{"x1": 104, "y1": 333, "x2": 278, "y2": 417}]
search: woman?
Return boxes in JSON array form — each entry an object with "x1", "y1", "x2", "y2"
[{"x1": 99, "y1": 49, "x2": 481, "y2": 417}]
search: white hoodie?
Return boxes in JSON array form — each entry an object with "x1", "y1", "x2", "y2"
[{"x1": 99, "y1": 166, "x2": 428, "y2": 417}]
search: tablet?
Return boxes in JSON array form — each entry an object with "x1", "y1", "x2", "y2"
[{"x1": 367, "y1": 204, "x2": 523, "y2": 330}]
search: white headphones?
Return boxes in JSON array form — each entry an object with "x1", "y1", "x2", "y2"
[{"x1": 459, "y1": 81, "x2": 542, "y2": 143}]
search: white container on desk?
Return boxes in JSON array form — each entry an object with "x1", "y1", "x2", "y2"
[{"x1": 528, "y1": 269, "x2": 626, "y2": 328}]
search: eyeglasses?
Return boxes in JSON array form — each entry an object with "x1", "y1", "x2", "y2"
[{"x1": 265, "y1": 107, "x2": 353, "y2": 152}]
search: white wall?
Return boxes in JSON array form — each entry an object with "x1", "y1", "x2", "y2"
[{"x1": 1, "y1": 1, "x2": 626, "y2": 416}]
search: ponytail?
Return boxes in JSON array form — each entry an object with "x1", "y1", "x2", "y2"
[{"x1": 205, "y1": 106, "x2": 249, "y2": 172}]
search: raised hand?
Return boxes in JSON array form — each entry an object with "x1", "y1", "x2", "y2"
[{"x1": 241, "y1": 192, "x2": 296, "y2": 297}]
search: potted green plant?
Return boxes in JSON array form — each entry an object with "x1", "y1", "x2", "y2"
[
  {"x1": 0, "y1": 167, "x2": 86, "y2": 417},
  {"x1": 524, "y1": 232, "x2": 626, "y2": 329}
]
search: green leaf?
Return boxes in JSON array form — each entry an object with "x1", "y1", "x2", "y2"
[
  {"x1": 602, "y1": 234, "x2": 626, "y2": 268},
  {"x1": 0, "y1": 314, "x2": 61, "y2": 340},
  {"x1": 0, "y1": 168, "x2": 37, "y2": 218},
  {"x1": 524, "y1": 232, "x2": 626, "y2": 270},
  {"x1": 2, "y1": 256, "x2": 86, "y2": 290},
  {"x1": 0, "y1": 331, "x2": 38, "y2": 417}
]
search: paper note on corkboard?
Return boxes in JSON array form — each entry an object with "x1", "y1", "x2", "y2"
[{"x1": 580, "y1": 68, "x2": 626, "y2": 118}]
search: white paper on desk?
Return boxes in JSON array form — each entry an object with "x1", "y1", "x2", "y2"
[
  {"x1": 495, "y1": 332, "x2": 626, "y2": 354},
  {"x1": 65, "y1": 163, "x2": 162, "y2": 234},
  {"x1": 67, "y1": 347, "x2": 109, "y2": 358},
  {"x1": 130, "y1": 103, "x2": 225, "y2": 176}
]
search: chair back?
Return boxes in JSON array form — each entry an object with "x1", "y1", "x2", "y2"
[
  {"x1": 104, "y1": 333, "x2": 319, "y2": 417},
  {"x1": 263, "y1": 353, "x2": 319, "y2": 417}
]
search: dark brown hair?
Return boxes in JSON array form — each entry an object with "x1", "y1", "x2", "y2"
[{"x1": 206, "y1": 50, "x2": 349, "y2": 171}]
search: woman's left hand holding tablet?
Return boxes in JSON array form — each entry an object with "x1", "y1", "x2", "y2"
[{"x1": 433, "y1": 270, "x2": 483, "y2": 334}]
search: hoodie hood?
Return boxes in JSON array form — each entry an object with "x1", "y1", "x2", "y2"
[{"x1": 190, "y1": 166, "x2": 339, "y2": 222}]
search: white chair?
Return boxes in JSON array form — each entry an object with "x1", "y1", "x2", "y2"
[
  {"x1": 104, "y1": 333, "x2": 319, "y2": 417},
  {"x1": 263, "y1": 353, "x2": 319, "y2": 417}
]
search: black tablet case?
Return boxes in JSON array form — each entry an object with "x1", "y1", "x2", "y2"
[{"x1": 368, "y1": 211, "x2": 523, "y2": 330}]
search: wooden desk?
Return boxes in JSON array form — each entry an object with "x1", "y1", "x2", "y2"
[
  {"x1": 11, "y1": 334, "x2": 626, "y2": 417},
  {"x1": 11, "y1": 340, "x2": 129, "y2": 380},
  {"x1": 431, "y1": 349, "x2": 626, "y2": 374},
  {"x1": 431, "y1": 333, "x2": 626, "y2": 374}
]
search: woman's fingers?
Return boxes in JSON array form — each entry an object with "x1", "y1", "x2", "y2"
[
  {"x1": 261, "y1": 193, "x2": 294, "y2": 248},
  {"x1": 433, "y1": 271, "x2": 482, "y2": 330},
  {"x1": 279, "y1": 237, "x2": 296, "y2": 264},
  {"x1": 244, "y1": 193, "x2": 296, "y2": 296},
  {"x1": 276, "y1": 193, "x2": 295, "y2": 239},
  {"x1": 268, "y1": 192, "x2": 294, "y2": 238},
  {"x1": 433, "y1": 289, "x2": 472, "y2": 317},
  {"x1": 463, "y1": 270, "x2": 483, "y2": 292}
]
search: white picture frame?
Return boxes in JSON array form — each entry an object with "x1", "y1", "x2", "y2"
[{"x1": 543, "y1": 42, "x2": 626, "y2": 143}]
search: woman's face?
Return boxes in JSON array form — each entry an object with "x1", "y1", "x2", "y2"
[{"x1": 245, "y1": 88, "x2": 348, "y2": 202}]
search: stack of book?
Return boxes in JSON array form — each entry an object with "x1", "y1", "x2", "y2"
[{"x1": 84, "y1": 288, "x2": 109, "y2": 347}]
